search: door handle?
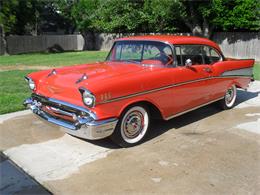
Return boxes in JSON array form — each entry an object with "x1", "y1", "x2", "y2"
[{"x1": 203, "y1": 67, "x2": 212, "y2": 73}]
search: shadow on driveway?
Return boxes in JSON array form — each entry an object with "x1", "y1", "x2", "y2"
[{"x1": 0, "y1": 152, "x2": 51, "y2": 195}]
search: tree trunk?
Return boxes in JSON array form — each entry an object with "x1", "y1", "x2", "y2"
[
  {"x1": 82, "y1": 31, "x2": 96, "y2": 50},
  {"x1": 181, "y1": 2, "x2": 214, "y2": 38},
  {"x1": 0, "y1": 24, "x2": 8, "y2": 55}
]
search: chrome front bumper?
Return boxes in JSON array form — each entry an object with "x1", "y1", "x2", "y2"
[{"x1": 24, "y1": 96, "x2": 118, "y2": 140}]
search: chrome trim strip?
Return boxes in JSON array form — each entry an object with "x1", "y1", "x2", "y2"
[
  {"x1": 99, "y1": 75, "x2": 252, "y2": 104},
  {"x1": 165, "y1": 97, "x2": 224, "y2": 120}
]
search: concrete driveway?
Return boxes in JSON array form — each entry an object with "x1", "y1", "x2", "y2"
[{"x1": 0, "y1": 82, "x2": 260, "y2": 194}]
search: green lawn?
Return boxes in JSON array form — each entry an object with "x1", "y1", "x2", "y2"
[
  {"x1": 253, "y1": 63, "x2": 260, "y2": 80},
  {"x1": 0, "y1": 70, "x2": 34, "y2": 114},
  {"x1": 0, "y1": 51, "x2": 108, "y2": 67}
]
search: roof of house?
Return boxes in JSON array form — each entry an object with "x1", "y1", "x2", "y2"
[{"x1": 117, "y1": 35, "x2": 221, "y2": 52}]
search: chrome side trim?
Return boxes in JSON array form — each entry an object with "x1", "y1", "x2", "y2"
[
  {"x1": 221, "y1": 67, "x2": 253, "y2": 77},
  {"x1": 165, "y1": 97, "x2": 224, "y2": 120},
  {"x1": 99, "y1": 75, "x2": 252, "y2": 104}
]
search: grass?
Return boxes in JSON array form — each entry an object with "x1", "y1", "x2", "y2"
[
  {"x1": 253, "y1": 63, "x2": 260, "y2": 80},
  {"x1": 0, "y1": 70, "x2": 34, "y2": 114},
  {"x1": 0, "y1": 51, "x2": 108, "y2": 67}
]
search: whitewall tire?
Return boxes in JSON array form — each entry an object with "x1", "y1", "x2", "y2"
[
  {"x1": 110, "y1": 105, "x2": 150, "y2": 147},
  {"x1": 220, "y1": 85, "x2": 237, "y2": 109}
]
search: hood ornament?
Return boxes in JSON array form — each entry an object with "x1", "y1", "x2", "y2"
[
  {"x1": 76, "y1": 73, "x2": 88, "y2": 84},
  {"x1": 47, "y1": 69, "x2": 57, "y2": 77}
]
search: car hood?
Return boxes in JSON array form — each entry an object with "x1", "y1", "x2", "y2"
[{"x1": 35, "y1": 61, "x2": 147, "y2": 98}]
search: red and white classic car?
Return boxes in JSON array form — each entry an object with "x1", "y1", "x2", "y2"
[{"x1": 24, "y1": 35, "x2": 254, "y2": 147}]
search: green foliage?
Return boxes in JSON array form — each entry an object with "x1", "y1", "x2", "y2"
[
  {"x1": 141, "y1": 0, "x2": 179, "y2": 32},
  {"x1": 93, "y1": 0, "x2": 144, "y2": 32},
  {"x1": 0, "y1": 0, "x2": 18, "y2": 33},
  {"x1": 213, "y1": 0, "x2": 260, "y2": 31},
  {"x1": 1, "y1": 0, "x2": 260, "y2": 37},
  {"x1": 54, "y1": 0, "x2": 100, "y2": 32}
]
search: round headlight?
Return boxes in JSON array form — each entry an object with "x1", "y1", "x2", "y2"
[
  {"x1": 82, "y1": 90, "x2": 95, "y2": 107},
  {"x1": 28, "y1": 79, "x2": 36, "y2": 90}
]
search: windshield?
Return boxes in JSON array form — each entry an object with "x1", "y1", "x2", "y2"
[{"x1": 106, "y1": 41, "x2": 174, "y2": 66}]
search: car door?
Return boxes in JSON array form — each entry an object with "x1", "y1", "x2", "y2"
[
  {"x1": 168, "y1": 45, "x2": 212, "y2": 117},
  {"x1": 202, "y1": 46, "x2": 226, "y2": 100}
]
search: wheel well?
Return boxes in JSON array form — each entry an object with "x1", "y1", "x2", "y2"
[{"x1": 123, "y1": 101, "x2": 163, "y2": 120}]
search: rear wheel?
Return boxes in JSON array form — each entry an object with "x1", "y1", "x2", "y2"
[
  {"x1": 220, "y1": 85, "x2": 237, "y2": 109},
  {"x1": 110, "y1": 105, "x2": 150, "y2": 147}
]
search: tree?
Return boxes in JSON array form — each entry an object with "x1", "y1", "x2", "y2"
[
  {"x1": 0, "y1": 0, "x2": 45, "y2": 54},
  {"x1": 173, "y1": 0, "x2": 217, "y2": 38},
  {"x1": 52, "y1": 0, "x2": 78, "y2": 34},
  {"x1": 92, "y1": 0, "x2": 144, "y2": 32},
  {"x1": 0, "y1": 0, "x2": 18, "y2": 54},
  {"x1": 12, "y1": 0, "x2": 44, "y2": 35},
  {"x1": 140, "y1": 0, "x2": 179, "y2": 33},
  {"x1": 212, "y1": 0, "x2": 260, "y2": 31},
  {"x1": 175, "y1": 0, "x2": 260, "y2": 38}
]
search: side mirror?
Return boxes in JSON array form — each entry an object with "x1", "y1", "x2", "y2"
[{"x1": 185, "y1": 59, "x2": 192, "y2": 67}]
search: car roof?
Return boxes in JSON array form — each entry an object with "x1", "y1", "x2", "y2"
[{"x1": 117, "y1": 35, "x2": 221, "y2": 52}]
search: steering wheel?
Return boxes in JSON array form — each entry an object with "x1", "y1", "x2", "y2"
[{"x1": 154, "y1": 52, "x2": 173, "y2": 66}]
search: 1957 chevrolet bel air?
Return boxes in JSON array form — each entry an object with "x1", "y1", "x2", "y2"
[{"x1": 24, "y1": 35, "x2": 255, "y2": 147}]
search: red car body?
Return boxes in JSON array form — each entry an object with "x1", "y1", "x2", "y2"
[{"x1": 24, "y1": 35, "x2": 254, "y2": 147}]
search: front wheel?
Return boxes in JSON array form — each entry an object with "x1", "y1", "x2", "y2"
[
  {"x1": 220, "y1": 85, "x2": 237, "y2": 109},
  {"x1": 110, "y1": 105, "x2": 150, "y2": 147}
]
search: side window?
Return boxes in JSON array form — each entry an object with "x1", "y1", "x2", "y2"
[
  {"x1": 181, "y1": 45, "x2": 204, "y2": 65},
  {"x1": 203, "y1": 46, "x2": 221, "y2": 64}
]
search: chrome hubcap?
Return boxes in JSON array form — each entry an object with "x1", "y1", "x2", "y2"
[
  {"x1": 225, "y1": 88, "x2": 234, "y2": 104},
  {"x1": 123, "y1": 111, "x2": 144, "y2": 139}
]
